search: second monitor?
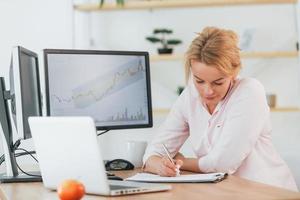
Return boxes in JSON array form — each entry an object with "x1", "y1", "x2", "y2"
[{"x1": 44, "y1": 49, "x2": 152, "y2": 130}]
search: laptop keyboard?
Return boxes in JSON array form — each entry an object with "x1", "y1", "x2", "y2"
[
  {"x1": 106, "y1": 174, "x2": 123, "y2": 180},
  {"x1": 109, "y1": 185, "x2": 139, "y2": 190}
]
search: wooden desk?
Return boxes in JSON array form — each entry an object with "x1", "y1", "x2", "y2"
[{"x1": 1, "y1": 170, "x2": 300, "y2": 200}]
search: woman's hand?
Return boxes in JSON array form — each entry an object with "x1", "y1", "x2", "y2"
[
  {"x1": 159, "y1": 157, "x2": 183, "y2": 176},
  {"x1": 175, "y1": 152, "x2": 202, "y2": 173},
  {"x1": 143, "y1": 155, "x2": 183, "y2": 177},
  {"x1": 174, "y1": 152, "x2": 185, "y2": 162}
]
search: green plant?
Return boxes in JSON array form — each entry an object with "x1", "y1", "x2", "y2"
[
  {"x1": 99, "y1": 0, "x2": 124, "y2": 7},
  {"x1": 146, "y1": 28, "x2": 182, "y2": 54}
]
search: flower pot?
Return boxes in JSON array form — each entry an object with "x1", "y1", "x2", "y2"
[{"x1": 158, "y1": 48, "x2": 173, "y2": 54}]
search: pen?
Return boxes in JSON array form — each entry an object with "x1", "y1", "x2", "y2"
[{"x1": 162, "y1": 143, "x2": 180, "y2": 176}]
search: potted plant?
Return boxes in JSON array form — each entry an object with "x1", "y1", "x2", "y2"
[
  {"x1": 100, "y1": 0, "x2": 124, "y2": 7},
  {"x1": 146, "y1": 28, "x2": 182, "y2": 54}
]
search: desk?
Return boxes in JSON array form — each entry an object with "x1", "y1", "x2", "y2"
[{"x1": 1, "y1": 170, "x2": 300, "y2": 200}]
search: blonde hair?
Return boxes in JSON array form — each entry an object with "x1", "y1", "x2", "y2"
[{"x1": 185, "y1": 27, "x2": 241, "y2": 81}]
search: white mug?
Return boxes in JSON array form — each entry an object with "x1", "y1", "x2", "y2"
[{"x1": 125, "y1": 140, "x2": 147, "y2": 168}]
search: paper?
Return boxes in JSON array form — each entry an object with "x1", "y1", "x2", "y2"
[{"x1": 125, "y1": 172, "x2": 227, "y2": 183}]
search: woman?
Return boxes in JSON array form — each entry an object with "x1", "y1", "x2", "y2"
[{"x1": 143, "y1": 27, "x2": 297, "y2": 191}]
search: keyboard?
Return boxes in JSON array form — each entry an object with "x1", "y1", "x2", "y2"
[
  {"x1": 109, "y1": 185, "x2": 138, "y2": 190},
  {"x1": 106, "y1": 173, "x2": 123, "y2": 180}
]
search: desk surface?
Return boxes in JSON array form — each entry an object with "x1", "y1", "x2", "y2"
[{"x1": 1, "y1": 170, "x2": 300, "y2": 200}]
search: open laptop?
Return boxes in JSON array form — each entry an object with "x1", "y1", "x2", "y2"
[{"x1": 28, "y1": 116, "x2": 171, "y2": 196}]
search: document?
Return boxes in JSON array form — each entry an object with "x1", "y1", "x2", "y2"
[{"x1": 125, "y1": 172, "x2": 227, "y2": 183}]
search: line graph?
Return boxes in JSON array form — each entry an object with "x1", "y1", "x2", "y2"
[
  {"x1": 51, "y1": 57, "x2": 145, "y2": 108},
  {"x1": 96, "y1": 107, "x2": 146, "y2": 124}
]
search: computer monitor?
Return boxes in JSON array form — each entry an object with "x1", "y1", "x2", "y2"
[
  {"x1": 10, "y1": 46, "x2": 42, "y2": 139},
  {"x1": 0, "y1": 46, "x2": 42, "y2": 183},
  {"x1": 43, "y1": 49, "x2": 153, "y2": 130}
]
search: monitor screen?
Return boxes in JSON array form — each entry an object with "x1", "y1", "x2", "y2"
[
  {"x1": 9, "y1": 46, "x2": 42, "y2": 139},
  {"x1": 44, "y1": 49, "x2": 153, "y2": 130}
]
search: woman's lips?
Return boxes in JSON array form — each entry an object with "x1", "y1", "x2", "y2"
[{"x1": 204, "y1": 96, "x2": 216, "y2": 100}]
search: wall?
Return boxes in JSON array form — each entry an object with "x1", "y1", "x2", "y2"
[
  {"x1": 73, "y1": 4, "x2": 300, "y2": 138},
  {"x1": 75, "y1": 4, "x2": 299, "y2": 106},
  {"x1": 0, "y1": 0, "x2": 73, "y2": 167}
]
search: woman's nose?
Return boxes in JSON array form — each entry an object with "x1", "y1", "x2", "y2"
[{"x1": 204, "y1": 84, "x2": 214, "y2": 95}]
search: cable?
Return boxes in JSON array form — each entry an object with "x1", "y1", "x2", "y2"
[
  {"x1": 0, "y1": 154, "x2": 5, "y2": 166},
  {"x1": 15, "y1": 148, "x2": 38, "y2": 163},
  {"x1": 97, "y1": 129, "x2": 109, "y2": 136},
  {"x1": 14, "y1": 149, "x2": 41, "y2": 178},
  {"x1": 12, "y1": 139, "x2": 21, "y2": 150},
  {"x1": 15, "y1": 161, "x2": 41, "y2": 178},
  {"x1": 0, "y1": 150, "x2": 37, "y2": 166},
  {"x1": 0, "y1": 139, "x2": 41, "y2": 177},
  {"x1": 15, "y1": 150, "x2": 36, "y2": 158},
  {"x1": 0, "y1": 139, "x2": 22, "y2": 166}
]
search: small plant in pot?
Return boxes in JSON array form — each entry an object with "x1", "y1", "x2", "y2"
[
  {"x1": 146, "y1": 28, "x2": 182, "y2": 54},
  {"x1": 99, "y1": 0, "x2": 124, "y2": 7}
]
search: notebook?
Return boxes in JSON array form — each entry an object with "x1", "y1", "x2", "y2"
[
  {"x1": 28, "y1": 116, "x2": 171, "y2": 196},
  {"x1": 126, "y1": 172, "x2": 228, "y2": 183}
]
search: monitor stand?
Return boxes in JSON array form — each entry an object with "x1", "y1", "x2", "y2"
[
  {"x1": 0, "y1": 172, "x2": 42, "y2": 183},
  {"x1": 0, "y1": 77, "x2": 42, "y2": 183}
]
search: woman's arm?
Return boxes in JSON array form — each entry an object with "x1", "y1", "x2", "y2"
[
  {"x1": 143, "y1": 155, "x2": 182, "y2": 177},
  {"x1": 143, "y1": 89, "x2": 190, "y2": 175},
  {"x1": 174, "y1": 152, "x2": 201, "y2": 173}
]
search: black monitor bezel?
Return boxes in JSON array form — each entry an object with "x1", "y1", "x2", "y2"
[
  {"x1": 12, "y1": 46, "x2": 43, "y2": 139},
  {"x1": 43, "y1": 49, "x2": 153, "y2": 130}
]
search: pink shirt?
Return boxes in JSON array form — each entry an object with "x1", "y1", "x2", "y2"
[{"x1": 144, "y1": 77, "x2": 298, "y2": 191}]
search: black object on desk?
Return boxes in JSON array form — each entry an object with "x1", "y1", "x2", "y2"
[
  {"x1": 106, "y1": 172, "x2": 123, "y2": 181},
  {"x1": 105, "y1": 159, "x2": 134, "y2": 171}
]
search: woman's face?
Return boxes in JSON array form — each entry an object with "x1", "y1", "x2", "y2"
[{"x1": 191, "y1": 60, "x2": 234, "y2": 107}]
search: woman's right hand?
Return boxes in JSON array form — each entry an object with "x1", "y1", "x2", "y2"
[{"x1": 144, "y1": 155, "x2": 183, "y2": 177}]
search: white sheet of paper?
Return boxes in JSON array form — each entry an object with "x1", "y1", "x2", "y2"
[{"x1": 125, "y1": 172, "x2": 227, "y2": 183}]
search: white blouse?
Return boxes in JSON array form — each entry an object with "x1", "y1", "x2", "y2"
[{"x1": 143, "y1": 77, "x2": 297, "y2": 191}]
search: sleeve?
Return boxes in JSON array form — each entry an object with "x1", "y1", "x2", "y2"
[
  {"x1": 198, "y1": 80, "x2": 270, "y2": 174},
  {"x1": 143, "y1": 89, "x2": 190, "y2": 163}
]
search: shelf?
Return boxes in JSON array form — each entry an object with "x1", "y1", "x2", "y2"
[
  {"x1": 150, "y1": 51, "x2": 298, "y2": 62},
  {"x1": 150, "y1": 54, "x2": 184, "y2": 62},
  {"x1": 270, "y1": 107, "x2": 300, "y2": 112},
  {"x1": 153, "y1": 107, "x2": 300, "y2": 115},
  {"x1": 153, "y1": 109, "x2": 170, "y2": 115},
  {"x1": 74, "y1": 0, "x2": 297, "y2": 12},
  {"x1": 241, "y1": 51, "x2": 298, "y2": 58}
]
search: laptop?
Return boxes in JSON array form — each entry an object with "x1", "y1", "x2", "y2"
[{"x1": 28, "y1": 116, "x2": 171, "y2": 196}]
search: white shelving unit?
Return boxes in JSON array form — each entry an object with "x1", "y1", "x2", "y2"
[
  {"x1": 153, "y1": 107, "x2": 300, "y2": 115},
  {"x1": 150, "y1": 51, "x2": 298, "y2": 62},
  {"x1": 74, "y1": 0, "x2": 297, "y2": 11}
]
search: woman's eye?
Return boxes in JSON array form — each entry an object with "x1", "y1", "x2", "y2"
[
  {"x1": 196, "y1": 80, "x2": 204, "y2": 84},
  {"x1": 214, "y1": 82, "x2": 223, "y2": 86}
]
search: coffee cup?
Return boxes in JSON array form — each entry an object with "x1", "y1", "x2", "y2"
[{"x1": 125, "y1": 140, "x2": 147, "y2": 168}]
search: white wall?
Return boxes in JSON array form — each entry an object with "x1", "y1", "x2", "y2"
[
  {"x1": 73, "y1": 4, "x2": 300, "y2": 142},
  {"x1": 0, "y1": 0, "x2": 73, "y2": 167},
  {"x1": 0, "y1": 0, "x2": 74, "y2": 73},
  {"x1": 75, "y1": 4, "x2": 299, "y2": 106}
]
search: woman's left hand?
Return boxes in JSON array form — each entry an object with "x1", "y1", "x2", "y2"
[
  {"x1": 174, "y1": 152, "x2": 185, "y2": 161},
  {"x1": 173, "y1": 152, "x2": 201, "y2": 173}
]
